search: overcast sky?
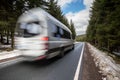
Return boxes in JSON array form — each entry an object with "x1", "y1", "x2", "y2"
[{"x1": 57, "y1": 0, "x2": 94, "y2": 35}]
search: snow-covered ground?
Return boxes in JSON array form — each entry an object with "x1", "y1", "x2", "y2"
[
  {"x1": 0, "y1": 50, "x2": 20, "y2": 60},
  {"x1": 87, "y1": 43, "x2": 120, "y2": 80},
  {"x1": 0, "y1": 45, "x2": 11, "y2": 49}
]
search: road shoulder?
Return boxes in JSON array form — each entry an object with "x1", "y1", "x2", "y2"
[
  {"x1": 0, "y1": 50, "x2": 20, "y2": 63},
  {"x1": 81, "y1": 43, "x2": 103, "y2": 80}
]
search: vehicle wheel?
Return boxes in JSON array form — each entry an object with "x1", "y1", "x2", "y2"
[
  {"x1": 72, "y1": 44, "x2": 74, "y2": 50},
  {"x1": 58, "y1": 48, "x2": 64, "y2": 58}
]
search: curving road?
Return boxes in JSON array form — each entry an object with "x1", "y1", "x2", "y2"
[{"x1": 0, "y1": 42, "x2": 84, "y2": 80}]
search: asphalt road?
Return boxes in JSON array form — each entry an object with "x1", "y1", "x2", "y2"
[{"x1": 0, "y1": 42, "x2": 84, "y2": 80}]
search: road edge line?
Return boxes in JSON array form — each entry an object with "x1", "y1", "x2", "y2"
[{"x1": 74, "y1": 42, "x2": 85, "y2": 80}]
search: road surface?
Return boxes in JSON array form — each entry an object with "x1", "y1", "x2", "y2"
[{"x1": 0, "y1": 42, "x2": 84, "y2": 80}]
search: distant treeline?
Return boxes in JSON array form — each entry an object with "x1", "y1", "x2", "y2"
[
  {"x1": 76, "y1": 35, "x2": 86, "y2": 42},
  {"x1": 86, "y1": 0, "x2": 120, "y2": 53},
  {"x1": 0, "y1": 0, "x2": 76, "y2": 49}
]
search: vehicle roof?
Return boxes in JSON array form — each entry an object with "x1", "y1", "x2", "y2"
[{"x1": 17, "y1": 8, "x2": 72, "y2": 34}]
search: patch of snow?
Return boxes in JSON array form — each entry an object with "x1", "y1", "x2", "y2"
[
  {"x1": 0, "y1": 50, "x2": 21, "y2": 60},
  {"x1": 87, "y1": 43, "x2": 120, "y2": 80},
  {"x1": 102, "y1": 77, "x2": 106, "y2": 80},
  {"x1": 0, "y1": 45, "x2": 11, "y2": 49},
  {"x1": 113, "y1": 52, "x2": 120, "y2": 56}
]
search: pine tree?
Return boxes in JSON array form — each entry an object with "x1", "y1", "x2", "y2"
[
  {"x1": 87, "y1": 0, "x2": 120, "y2": 52},
  {"x1": 70, "y1": 20, "x2": 76, "y2": 39},
  {"x1": 46, "y1": 0, "x2": 74, "y2": 36}
]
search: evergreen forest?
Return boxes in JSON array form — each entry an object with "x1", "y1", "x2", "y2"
[{"x1": 87, "y1": 0, "x2": 120, "y2": 53}]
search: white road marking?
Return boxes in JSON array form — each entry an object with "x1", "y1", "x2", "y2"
[{"x1": 74, "y1": 42, "x2": 85, "y2": 80}]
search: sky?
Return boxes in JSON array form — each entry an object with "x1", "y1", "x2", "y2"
[{"x1": 57, "y1": 0, "x2": 94, "y2": 35}]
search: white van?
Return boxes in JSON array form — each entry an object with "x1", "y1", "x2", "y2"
[{"x1": 15, "y1": 8, "x2": 74, "y2": 61}]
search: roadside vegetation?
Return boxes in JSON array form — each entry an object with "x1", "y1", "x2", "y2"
[
  {"x1": 75, "y1": 35, "x2": 86, "y2": 42},
  {"x1": 0, "y1": 0, "x2": 76, "y2": 50},
  {"x1": 86, "y1": 0, "x2": 120, "y2": 55}
]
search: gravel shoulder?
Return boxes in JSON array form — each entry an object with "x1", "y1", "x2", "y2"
[
  {"x1": 87, "y1": 43, "x2": 120, "y2": 80},
  {"x1": 81, "y1": 43, "x2": 103, "y2": 80}
]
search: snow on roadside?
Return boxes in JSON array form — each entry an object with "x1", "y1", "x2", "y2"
[
  {"x1": 87, "y1": 43, "x2": 120, "y2": 80},
  {"x1": 0, "y1": 50, "x2": 21, "y2": 60}
]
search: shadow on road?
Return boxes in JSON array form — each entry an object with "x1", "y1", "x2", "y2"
[
  {"x1": 22, "y1": 57, "x2": 60, "y2": 67},
  {"x1": 19, "y1": 50, "x2": 73, "y2": 68}
]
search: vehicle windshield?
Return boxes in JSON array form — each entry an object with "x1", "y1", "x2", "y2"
[{"x1": 15, "y1": 21, "x2": 42, "y2": 38}]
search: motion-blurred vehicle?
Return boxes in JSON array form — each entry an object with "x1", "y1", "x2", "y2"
[{"x1": 15, "y1": 8, "x2": 74, "y2": 61}]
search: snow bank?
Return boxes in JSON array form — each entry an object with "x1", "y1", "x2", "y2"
[
  {"x1": 87, "y1": 43, "x2": 120, "y2": 80},
  {"x1": 0, "y1": 50, "x2": 20, "y2": 60}
]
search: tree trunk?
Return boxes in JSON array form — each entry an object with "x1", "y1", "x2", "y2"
[
  {"x1": 6, "y1": 30, "x2": 9, "y2": 44},
  {"x1": 0, "y1": 34, "x2": 3, "y2": 44},
  {"x1": 11, "y1": 33, "x2": 14, "y2": 49}
]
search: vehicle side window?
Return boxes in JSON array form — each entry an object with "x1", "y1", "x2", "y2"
[
  {"x1": 59, "y1": 28, "x2": 64, "y2": 37},
  {"x1": 53, "y1": 25, "x2": 61, "y2": 38},
  {"x1": 52, "y1": 25, "x2": 71, "y2": 39},
  {"x1": 59, "y1": 28, "x2": 63, "y2": 35},
  {"x1": 63, "y1": 29, "x2": 71, "y2": 39},
  {"x1": 51, "y1": 25, "x2": 57, "y2": 33}
]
